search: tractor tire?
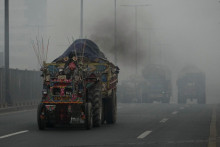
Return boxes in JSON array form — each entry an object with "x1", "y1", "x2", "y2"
[
  {"x1": 142, "y1": 95, "x2": 148, "y2": 103},
  {"x1": 37, "y1": 103, "x2": 46, "y2": 130},
  {"x1": 101, "y1": 100, "x2": 106, "y2": 124},
  {"x1": 85, "y1": 103, "x2": 93, "y2": 130},
  {"x1": 178, "y1": 95, "x2": 186, "y2": 104},
  {"x1": 142, "y1": 94, "x2": 152, "y2": 103},
  {"x1": 198, "y1": 95, "x2": 206, "y2": 104},
  {"x1": 92, "y1": 87, "x2": 102, "y2": 127},
  {"x1": 46, "y1": 122, "x2": 54, "y2": 128},
  {"x1": 162, "y1": 97, "x2": 170, "y2": 103},
  {"x1": 106, "y1": 89, "x2": 117, "y2": 124}
]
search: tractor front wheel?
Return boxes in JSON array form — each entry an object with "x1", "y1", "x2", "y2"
[
  {"x1": 85, "y1": 103, "x2": 93, "y2": 130},
  {"x1": 37, "y1": 103, "x2": 46, "y2": 130},
  {"x1": 106, "y1": 89, "x2": 117, "y2": 124}
]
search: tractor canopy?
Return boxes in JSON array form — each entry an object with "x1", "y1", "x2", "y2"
[{"x1": 53, "y1": 39, "x2": 106, "y2": 62}]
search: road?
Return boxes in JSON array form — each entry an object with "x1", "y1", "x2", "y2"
[{"x1": 0, "y1": 103, "x2": 218, "y2": 147}]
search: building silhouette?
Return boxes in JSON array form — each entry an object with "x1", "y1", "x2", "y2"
[{"x1": 0, "y1": 0, "x2": 47, "y2": 69}]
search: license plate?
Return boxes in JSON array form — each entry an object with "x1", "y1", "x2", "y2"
[
  {"x1": 53, "y1": 97, "x2": 70, "y2": 101},
  {"x1": 58, "y1": 75, "x2": 66, "y2": 80}
]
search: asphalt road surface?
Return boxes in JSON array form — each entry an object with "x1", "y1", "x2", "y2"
[{"x1": 0, "y1": 103, "x2": 218, "y2": 147}]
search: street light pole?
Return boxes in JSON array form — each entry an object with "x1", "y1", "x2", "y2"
[
  {"x1": 121, "y1": 4, "x2": 149, "y2": 75},
  {"x1": 114, "y1": 0, "x2": 117, "y2": 65},
  {"x1": 121, "y1": 4, "x2": 149, "y2": 103},
  {"x1": 4, "y1": 0, "x2": 10, "y2": 105},
  {"x1": 135, "y1": 6, "x2": 137, "y2": 74},
  {"x1": 80, "y1": 0, "x2": 83, "y2": 38}
]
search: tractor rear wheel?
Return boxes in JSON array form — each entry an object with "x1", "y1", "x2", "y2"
[
  {"x1": 106, "y1": 89, "x2": 117, "y2": 124},
  {"x1": 85, "y1": 103, "x2": 93, "y2": 130},
  {"x1": 92, "y1": 87, "x2": 103, "y2": 127}
]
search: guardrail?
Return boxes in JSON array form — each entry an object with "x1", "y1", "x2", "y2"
[{"x1": 0, "y1": 68, "x2": 42, "y2": 106}]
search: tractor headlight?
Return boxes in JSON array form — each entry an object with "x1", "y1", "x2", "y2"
[
  {"x1": 42, "y1": 89, "x2": 47, "y2": 95},
  {"x1": 59, "y1": 68, "x2": 63, "y2": 72}
]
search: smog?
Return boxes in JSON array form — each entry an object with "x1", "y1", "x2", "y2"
[
  {"x1": 1, "y1": 0, "x2": 220, "y2": 146},
  {"x1": 88, "y1": 17, "x2": 146, "y2": 66},
  {"x1": 0, "y1": 0, "x2": 219, "y2": 104}
]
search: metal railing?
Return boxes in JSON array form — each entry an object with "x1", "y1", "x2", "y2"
[{"x1": 0, "y1": 68, "x2": 42, "y2": 106}]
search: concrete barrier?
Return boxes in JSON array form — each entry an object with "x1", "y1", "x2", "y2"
[{"x1": 0, "y1": 100, "x2": 38, "y2": 113}]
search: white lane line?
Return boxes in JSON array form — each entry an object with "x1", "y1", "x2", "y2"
[
  {"x1": 180, "y1": 107, "x2": 185, "y2": 110},
  {"x1": 137, "y1": 130, "x2": 152, "y2": 139},
  {"x1": 172, "y1": 111, "x2": 178, "y2": 115},
  {"x1": 0, "y1": 130, "x2": 29, "y2": 139},
  {"x1": 160, "y1": 118, "x2": 169, "y2": 123}
]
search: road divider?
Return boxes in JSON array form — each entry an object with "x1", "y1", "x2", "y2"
[
  {"x1": 0, "y1": 104, "x2": 37, "y2": 114},
  {"x1": 137, "y1": 130, "x2": 152, "y2": 139},
  {"x1": 0, "y1": 130, "x2": 29, "y2": 139}
]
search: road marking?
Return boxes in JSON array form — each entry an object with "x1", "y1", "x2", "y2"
[
  {"x1": 180, "y1": 107, "x2": 184, "y2": 110},
  {"x1": 160, "y1": 118, "x2": 169, "y2": 123},
  {"x1": 208, "y1": 105, "x2": 216, "y2": 147},
  {"x1": 0, "y1": 130, "x2": 29, "y2": 139},
  {"x1": 137, "y1": 130, "x2": 152, "y2": 139},
  {"x1": 172, "y1": 111, "x2": 178, "y2": 115}
]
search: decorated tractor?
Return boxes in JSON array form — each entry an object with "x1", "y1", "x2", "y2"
[{"x1": 37, "y1": 39, "x2": 119, "y2": 130}]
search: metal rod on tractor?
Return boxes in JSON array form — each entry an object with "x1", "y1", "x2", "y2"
[{"x1": 80, "y1": 0, "x2": 83, "y2": 39}]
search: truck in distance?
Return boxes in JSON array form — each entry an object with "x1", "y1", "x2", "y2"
[
  {"x1": 177, "y1": 66, "x2": 206, "y2": 104},
  {"x1": 141, "y1": 64, "x2": 171, "y2": 103}
]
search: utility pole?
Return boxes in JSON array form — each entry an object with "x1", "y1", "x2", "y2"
[
  {"x1": 114, "y1": 0, "x2": 117, "y2": 65},
  {"x1": 121, "y1": 4, "x2": 149, "y2": 75},
  {"x1": 135, "y1": 6, "x2": 137, "y2": 74},
  {"x1": 4, "y1": 0, "x2": 10, "y2": 105},
  {"x1": 80, "y1": 0, "x2": 83, "y2": 38},
  {"x1": 121, "y1": 4, "x2": 149, "y2": 103}
]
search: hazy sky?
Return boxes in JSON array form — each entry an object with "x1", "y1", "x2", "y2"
[
  {"x1": 45, "y1": 0, "x2": 220, "y2": 103},
  {"x1": 1, "y1": 0, "x2": 220, "y2": 103}
]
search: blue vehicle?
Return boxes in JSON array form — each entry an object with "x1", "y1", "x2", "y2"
[{"x1": 177, "y1": 67, "x2": 206, "y2": 104}]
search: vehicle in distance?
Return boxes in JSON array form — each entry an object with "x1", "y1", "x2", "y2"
[
  {"x1": 177, "y1": 65, "x2": 206, "y2": 104},
  {"x1": 141, "y1": 64, "x2": 171, "y2": 103}
]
